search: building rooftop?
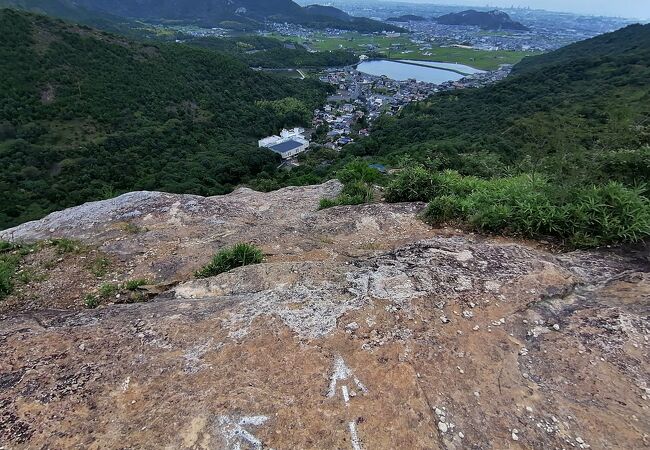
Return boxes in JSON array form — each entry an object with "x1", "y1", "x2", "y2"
[{"x1": 268, "y1": 139, "x2": 305, "y2": 154}]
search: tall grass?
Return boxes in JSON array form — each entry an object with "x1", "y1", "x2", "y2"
[{"x1": 386, "y1": 167, "x2": 650, "y2": 248}]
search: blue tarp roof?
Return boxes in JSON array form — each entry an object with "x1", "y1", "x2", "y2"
[{"x1": 268, "y1": 140, "x2": 304, "y2": 154}]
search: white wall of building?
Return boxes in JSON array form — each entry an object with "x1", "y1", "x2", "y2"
[
  {"x1": 258, "y1": 135, "x2": 282, "y2": 148},
  {"x1": 280, "y1": 142, "x2": 308, "y2": 159},
  {"x1": 280, "y1": 127, "x2": 306, "y2": 139}
]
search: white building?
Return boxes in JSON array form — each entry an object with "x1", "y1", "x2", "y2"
[
  {"x1": 280, "y1": 127, "x2": 305, "y2": 139},
  {"x1": 267, "y1": 139, "x2": 309, "y2": 159},
  {"x1": 258, "y1": 135, "x2": 282, "y2": 148},
  {"x1": 258, "y1": 128, "x2": 310, "y2": 159}
]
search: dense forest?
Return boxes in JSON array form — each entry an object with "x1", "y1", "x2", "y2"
[
  {"x1": 185, "y1": 36, "x2": 358, "y2": 68},
  {"x1": 0, "y1": 9, "x2": 331, "y2": 228},
  {"x1": 0, "y1": 0, "x2": 140, "y2": 34}
]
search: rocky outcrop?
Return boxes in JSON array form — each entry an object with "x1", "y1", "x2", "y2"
[{"x1": 0, "y1": 182, "x2": 648, "y2": 449}]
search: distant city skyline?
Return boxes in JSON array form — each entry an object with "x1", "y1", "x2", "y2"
[{"x1": 381, "y1": 0, "x2": 650, "y2": 20}]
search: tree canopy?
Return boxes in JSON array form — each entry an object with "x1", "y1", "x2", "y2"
[{"x1": 0, "y1": 9, "x2": 331, "y2": 228}]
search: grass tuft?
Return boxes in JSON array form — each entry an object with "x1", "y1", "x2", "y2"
[
  {"x1": 49, "y1": 238, "x2": 82, "y2": 254},
  {"x1": 195, "y1": 243, "x2": 263, "y2": 278},
  {"x1": 123, "y1": 279, "x2": 149, "y2": 291},
  {"x1": 89, "y1": 257, "x2": 111, "y2": 278},
  {"x1": 84, "y1": 294, "x2": 99, "y2": 309}
]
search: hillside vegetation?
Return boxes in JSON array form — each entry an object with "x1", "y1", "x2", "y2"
[
  {"x1": 185, "y1": 35, "x2": 358, "y2": 68},
  {"x1": 0, "y1": 9, "x2": 330, "y2": 228},
  {"x1": 351, "y1": 24, "x2": 650, "y2": 189},
  {"x1": 0, "y1": 0, "x2": 138, "y2": 33},
  {"x1": 25, "y1": 0, "x2": 403, "y2": 33},
  {"x1": 435, "y1": 10, "x2": 529, "y2": 31},
  {"x1": 262, "y1": 24, "x2": 650, "y2": 247}
]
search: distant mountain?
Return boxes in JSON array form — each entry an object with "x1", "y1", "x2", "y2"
[
  {"x1": 0, "y1": 0, "x2": 136, "y2": 32},
  {"x1": 303, "y1": 4, "x2": 351, "y2": 21},
  {"x1": 22, "y1": 0, "x2": 403, "y2": 32},
  {"x1": 386, "y1": 14, "x2": 427, "y2": 22},
  {"x1": 436, "y1": 10, "x2": 529, "y2": 31}
]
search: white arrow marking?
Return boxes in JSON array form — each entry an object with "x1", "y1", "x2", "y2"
[
  {"x1": 216, "y1": 415, "x2": 273, "y2": 450},
  {"x1": 341, "y1": 385, "x2": 350, "y2": 406},
  {"x1": 327, "y1": 355, "x2": 368, "y2": 450},
  {"x1": 349, "y1": 421, "x2": 362, "y2": 450},
  {"x1": 328, "y1": 355, "x2": 368, "y2": 399}
]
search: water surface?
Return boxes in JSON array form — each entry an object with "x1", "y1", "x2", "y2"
[{"x1": 357, "y1": 60, "x2": 467, "y2": 83}]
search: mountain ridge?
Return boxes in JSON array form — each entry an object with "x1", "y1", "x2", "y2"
[
  {"x1": 0, "y1": 0, "x2": 404, "y2": 32},
  {"x1": 436, "y1": 9, "x2": 529, "y2": 31}
]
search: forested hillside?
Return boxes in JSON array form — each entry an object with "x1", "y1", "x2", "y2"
[
  {"x1": 348, "y1": 24, "x2": 650, "y2": 188},
  {"x1": 0, "y1": 0, "x2": 137, "y2": 33},
  {"x1": 13, "y1": 0, "x2": 403, "y2": 32},
  {"x1": 185, "y1": 36, "x2": 358, "y2": 68},
  {"x1": 0, "y1": 9, "x2": 331, "y2": 228}
]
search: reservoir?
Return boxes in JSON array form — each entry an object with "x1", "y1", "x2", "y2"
[{"x1": 356, "y1": 59, "x2": 481, "y2": 84}]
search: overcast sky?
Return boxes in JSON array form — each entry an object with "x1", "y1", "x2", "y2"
[{"x1": 388, "y1": 0, "x2": 650, "y2": 19}]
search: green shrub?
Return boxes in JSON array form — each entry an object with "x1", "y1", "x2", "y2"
[
  {"x1": 339, "y1": 181, "x2": 374, "y2": 204},
  {"x1": 195, "y1": 243, "x2": 264, "y2": 278},
  {"x1": 421, "y1": 171, "x2": 650, "y2": 248},
  {"x1": 0, "y1": 255, "x2": 19, "y2": 299},
  {"x1": 560, "y1": 182, "x2": 650, "y2": 247},
  {"x1": 319, "y1": 160, "x2": 381, "y2": 209},
  {"x1": 123, "y1": 279, "x2": 149, "y2": 291},
  {"x1": 49, "y1": 238, "x2": 82, "y2": 254},
  {"x1": 336, "y1": 160, "x2": 382, "y2": 184},
  {"x1": 84, "y1": 294, "x2": 99, "y2": 309},
  {"x1": 0, "y1": 242, "x2": 23, "y2": 299},
  {"x1": 426, "y1": 195, "x2": 463, "y2": 222},
  {"x1": 318, "y1": 182, "x2": 374, "y2": 209},
  {"x1": 0, "y1": 240, "x2": 18, "y2": 253},
  {"x1": 98, "y1": 283, "x2": 119, "y2": 298},
  {"x1": 318, "y1": 198, "x2": 338, "y2": 209},
  {"x1": 385, "y1": 165, "x2": 440, "y2": 202}
]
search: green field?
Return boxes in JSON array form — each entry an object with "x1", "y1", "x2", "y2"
[{"x1": 268, "y1": 32, "x2": 537, "y2": 71}]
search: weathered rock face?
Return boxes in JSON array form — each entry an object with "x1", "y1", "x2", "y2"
[{"x1": 0, "y1": 182, "x2": 648, "y2": 449}]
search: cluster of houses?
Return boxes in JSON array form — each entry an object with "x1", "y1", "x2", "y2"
[
  {"x1": 313, "y1": 102, "x2": 365, "y2": 149},
  {"x1": 258, "y1": 61, "x2": 513, "y2": 161},
  {"x1": 308, "y1": 68, "x2": 445, "y2": 151}
]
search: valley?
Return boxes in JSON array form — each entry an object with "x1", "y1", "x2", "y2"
[{"x1": 0, "y1": 1, "x2": 648, "y2": 449}]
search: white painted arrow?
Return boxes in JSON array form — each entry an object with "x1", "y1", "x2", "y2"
[
  {"x1": 327, "y1": 355, "x2": 368, "y2": 402},
  {"x1": 327, "y1": 355, "x2": 369, "y2": 450},
  {"x1": 216, "y1": 415, "x2": 273, "y2": 450}
]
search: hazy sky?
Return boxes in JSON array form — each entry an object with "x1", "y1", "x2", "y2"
[{"x1": 389, "y1": 0, "x2": 650, "y2": 19}]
